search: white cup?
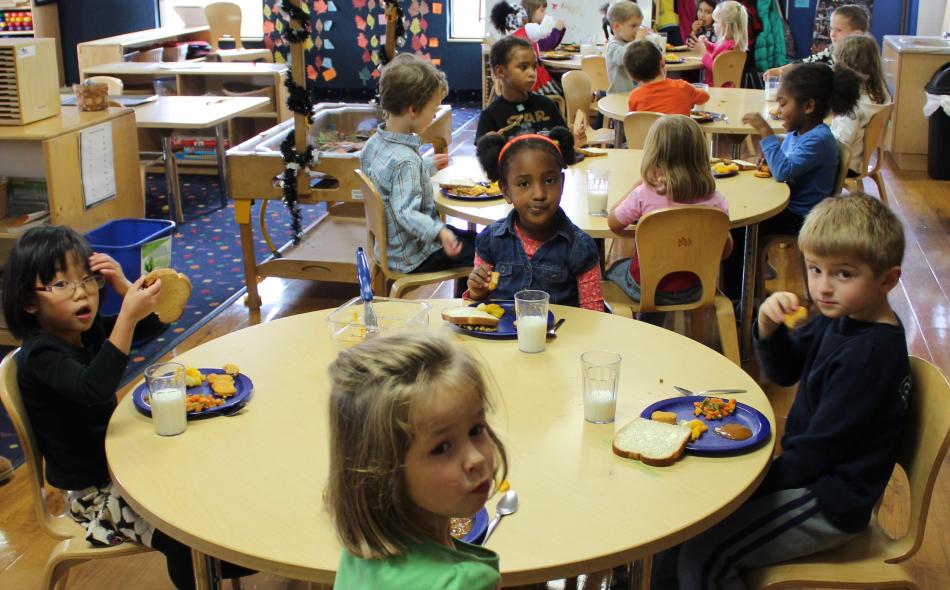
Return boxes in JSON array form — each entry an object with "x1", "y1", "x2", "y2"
[
  {"x1": 649, "y1": 32, "x2": 668, "y2": 56},
  {"x1": 514, "y1": 290, "x2": 549, "y2": 353},
  {"x1": 145, "y1": 362, "x2": 187, "y2": 436},
  {"x1": 764, "y1": 76, "x2": 780, "y2": 101},
  {"x1": 587, "y1": 169, "x2": 610, "y2": 216},
  {"x1": 581, "y1": 351, "x2": 622, "y2": 423}
]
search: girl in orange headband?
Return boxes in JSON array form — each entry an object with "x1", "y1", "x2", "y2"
[{"x1": 467, "y1": 128, "x2": 604, "y2": 311}]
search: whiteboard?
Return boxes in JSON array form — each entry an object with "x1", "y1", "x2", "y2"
[{"x1": 485, "y1": 0, "x2": 654, "y2": 44}]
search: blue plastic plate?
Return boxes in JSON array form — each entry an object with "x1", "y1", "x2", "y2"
[
  {"x1": 440, "y1": 185, "x2": 504, "y2": 201},
  {"x1": 451, "y1": 301, "x2": 555, "y2": 339},
  {"x1": 639, "y1": 396, "x2": 771, "y2": 454},
  {"x1": 458, "y1": 508, "x2": 489, "y2": 544},
  {"x1": 132, "y1": 369, "x2": 253, "y2": 420}
]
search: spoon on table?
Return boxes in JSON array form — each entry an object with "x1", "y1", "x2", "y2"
[
  {"x1": 482, "y1": 490, "x2": 518, "y2": 545},
  {"x1": 547, "y1": 318, "x2": 566, "y2": 339},
  {"x1": 673, "y1": 386, "x2": 747, "y2": 397}
]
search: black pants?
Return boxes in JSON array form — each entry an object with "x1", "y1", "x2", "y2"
[
  {"x1": 721, "y1": 208, "x2": 805, "y2": 301},
  {"x1": 152, "y1": 530, "x2": 256, "y2": 590},
  {"x1": 410, "y1": 226, "x2": 477, "y2": 297}
]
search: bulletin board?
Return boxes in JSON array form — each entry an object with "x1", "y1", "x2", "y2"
[{"x1": 485, "y1": 0, "x2": 654, "y2": 44}]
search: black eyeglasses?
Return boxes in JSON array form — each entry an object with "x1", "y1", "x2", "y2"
[{"x1": 34, "y1": 275, "x2": 106, "y2": 297}]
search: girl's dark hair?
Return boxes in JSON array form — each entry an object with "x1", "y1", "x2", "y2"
[
  {"x1": 698, "y1": 0, "x2": 717, "y2": 8},
  {"x1": 2, "y1": 225, "x2": 94, "y2": 339},
  {"x1": 476, "y1": 126, "x2": 577, "y2": 183},
  {"x1": 489, "y1": 35, "x2": 532, "y2": 69},
  {"x1": 781, "y1": 63, "x2": 861, "y2": 119},
  {"x1": 490, "y1": 1, "x2": 519, "y2": 34}
]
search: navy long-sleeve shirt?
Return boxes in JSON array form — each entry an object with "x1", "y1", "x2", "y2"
[{"x1": 754, "y1": 314, "x2": 911, "y2": 532}]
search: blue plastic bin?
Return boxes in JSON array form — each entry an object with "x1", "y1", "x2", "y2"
[{"x1": 86, "y1": 218, "x2": 176, "y2": 316}]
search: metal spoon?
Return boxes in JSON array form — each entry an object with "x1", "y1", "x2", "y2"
[
  {"x1": 674, "y1": 386, "x2": 747, "y2": 397},
  {"x1": 482, "y1": 490, "x2": 518, "y2": 545},
  {"x1": 547, "y1": 318, "x2": 566, "y2": 339}
]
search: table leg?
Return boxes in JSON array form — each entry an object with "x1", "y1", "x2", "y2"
[
  {"x1": 740, "y1": 223, "x2": 759, "y2": 362},
  {"x1": 234, "y1": 200, "x2": 262, "y2": 309},
  {"x1": 162, "y1": 136, "x2": 184, "y2": 224},
  {"x1": 214, "y1": 123, "x2": 230, "y2": 210},
  {"x1": 613, "y1": 120, "x2": 623, "y2": 147},
  {"x1": 191, "y1": 548, "x2": 219, "y2": 590}
]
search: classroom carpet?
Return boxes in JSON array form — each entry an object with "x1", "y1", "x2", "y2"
[{"x1": 0, "y1": 104, "x2": 482, "y2": 470}]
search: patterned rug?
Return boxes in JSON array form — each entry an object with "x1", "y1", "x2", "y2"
[{"x1": 0, "y1": 104, "x2": 481, "y2": 470}]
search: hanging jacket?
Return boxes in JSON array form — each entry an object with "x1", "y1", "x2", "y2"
[
  {"x1": 754, "y1": 0, "x2": 788, "y2": 71},
  {"x1": 677, "y1": 0, "x2": 697, "y2": 47}
]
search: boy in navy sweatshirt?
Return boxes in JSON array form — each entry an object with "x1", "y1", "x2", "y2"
[{"x1": 657, "y1": 193, "x2": 910, "y2": 589}]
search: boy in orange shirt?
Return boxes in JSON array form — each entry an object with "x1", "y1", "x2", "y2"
[{"x1": 625, "y1": 40, "x2": 710, "y2": 115}]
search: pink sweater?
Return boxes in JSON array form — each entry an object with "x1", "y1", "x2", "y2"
[{"x1": 701, "y1": 38, "x2": 737, "y2": 87}]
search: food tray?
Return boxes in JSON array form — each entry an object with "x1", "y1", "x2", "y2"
[{"x1": 325, "y1": 297, "x2": 430, "y2": 342}]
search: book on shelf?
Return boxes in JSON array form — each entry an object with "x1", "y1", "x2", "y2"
[{"x1": 2, "y1": 210, "x2": 50, "y2": 235}]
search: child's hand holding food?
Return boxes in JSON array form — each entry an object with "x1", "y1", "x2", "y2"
[
  {"x1": 121, "y1": 275, "x2": 162, "y2": 323},
  {"x1": 466, "y1": 264, "x2": 495, "y2": 300},
  {"x1": 758, "y1": 291, "x2": 803, "y2": 340}
]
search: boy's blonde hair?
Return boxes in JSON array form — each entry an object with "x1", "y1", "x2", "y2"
[
  {"x1": 713, "y1": 1, "x2": 749, "y2": 52},
  {"x1": 378, "y1": 53, "x2": 448, "y2": 116},
  {"x1": 324, "y1": 332, "x2": 508, "y2": 559},
  {"x1": 607, "y1": 0, "x2": 642, "y2": 26},
  {"x1": 835, "y1": 35, "x2": 890, "y2": 105},
  {"x1": 798, "y1": 194, "x2": 905, "y2": 275},
  {"x1": 640, "y1": 115, "x2": 716, "y2": 203}
]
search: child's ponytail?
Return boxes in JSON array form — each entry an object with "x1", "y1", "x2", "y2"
[
  {"x1": 476, "y1": 132, "x2": 508, "y2": 181},
  {"x1": 490, "y1": 1, "x2": 519, "y2": 35},
  {"x1": 829, "y1": 65, "x2": 862, "y2": 117},
  {"x1": 544, "y1": 126, "x2": 577, "y2": 167}
]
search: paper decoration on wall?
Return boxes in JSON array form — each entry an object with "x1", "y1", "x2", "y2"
[
  {"x1": 327, "y1": 1, "x2": 337, "y2": 11},
  {"x1": 432, "y1": 3, "x2": 442, "y2": 15}
]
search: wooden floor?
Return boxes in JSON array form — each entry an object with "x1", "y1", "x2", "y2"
[{"x1": 1, "y1": 137, "x2": 948, "y2": 588}]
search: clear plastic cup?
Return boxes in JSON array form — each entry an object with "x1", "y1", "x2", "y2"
[
  {"x1": 145, "y1": 362, "x2": 187, "y2": 436},
  {"x1": 764, "y1": 76, "x2": 780, "y2": 101},
  {"x1": 587, "y1": 169, "x2": 610, "y2": 216},
  {"x1": 514, "y1": 290, "x2": 549, "y2": 353},
  {"x1": 581, "y1": 351, "x2": 622, "y2": 423}
]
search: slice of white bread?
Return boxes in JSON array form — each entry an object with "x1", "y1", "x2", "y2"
[
  {"x1": 612, "y1": 417, "x2": 692, "y2": 467},
  {"x1": 143, "y1": 269, "x2": 192, "y2": 324},
  {"x1": 441, "y1": 307, "x2": 501, "y2": 327}
]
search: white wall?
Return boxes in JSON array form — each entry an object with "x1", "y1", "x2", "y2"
[{"x1": 916, "y1": 0, "x2": 949, "y2": 36}]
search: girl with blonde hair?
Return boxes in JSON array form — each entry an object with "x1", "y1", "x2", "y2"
[
  {"x1": 606, "y1": 115, "x2": 733, "y2": 325},
  {"x1": 326, "y1": 332, "x2": 509, "y2": 589},
  {"x1": 690, "y1": 0, "x2": 748, "y2": 87}
]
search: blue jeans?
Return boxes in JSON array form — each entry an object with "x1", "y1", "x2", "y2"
[{"x1": 606, "y1": 259, "x2": 702, "y2": 326}]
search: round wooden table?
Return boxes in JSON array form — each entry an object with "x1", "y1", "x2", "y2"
[
  {"x1": 597, "y1": 88, "x2": 784, "y2": 135},
  {"x1": 541, "y1": 49, "x2": 704, "y2": 73},
  {"x1": 106, "y1": 301, "x2": 775, "y2": 588}
]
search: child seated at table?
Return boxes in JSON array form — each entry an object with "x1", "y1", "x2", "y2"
[
  {"x1": 606, "y1": 115, "x2": 732, "y2": 325},
  {"x1": 764, "y1": 4, "x2": 868, "y2": 79},
  {"x1": 326, "y1": 332, "x2": 509, "y2": 590},
  {"x1": 625, "y1": 40, "x2": 710, "y2": 116},
  {"x1": 468, "y1": 128, "x2": 604, "y2": 311},
  {"x1": 361, "y1": 54, "x2": 476, "y2": 292},
  {"x1": 604, "y1": 1, "x2": 649, "y2": 94},
  {"x1": 653, "y1": 194, "x2": 910, "y2": 589},
  {"x1": 830, "y1": 35, "x2": 892, "y2": 176},
  {"x1": 476, "y1": 36, "x2": 586, "y2": 145},
  {"x1": 490, "y1": 0, "x2": 566, "y2": 96},
  {"x1": 0, "y1": 225, "x2": 252, "y2": 590},
  {"x1": 689, "y1": 0, "x2": 748, "y2": 87},
  {"x1": 690, "y1": 0, "x2": 718, "y2": 44}
]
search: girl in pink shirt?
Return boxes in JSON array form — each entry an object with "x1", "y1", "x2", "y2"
[
  {"x1": 689, "y1": 0, "x2": 748, "y2": 87},
  {"x1": 606, "y1": 115, "x2": 733, "y2": 325}
]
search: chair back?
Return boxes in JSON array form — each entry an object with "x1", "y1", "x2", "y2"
[
  {"x1": 581, "y1": 55, "x2": 609, "y2": 93},
  {"x1": 85, "y1": 76, "x2": 123, "y2": 95},
  {"x1": 860, "y1": 103, "x2": 894, "y2": 176},
  {"x1": 0, "y1": 350, "x2": 72, "y2": 540},
  {"x1": 634, "y1": 206, "x2": 730, "y2": 312},
  {"x1": 562, "y1": 70, "x2": 593, "y2": 129},
  {"x1": 711, "y1": 49, "x2": 746, "y2": 88},
  {"x1": 623, "y1": 111, "x2": 662, "y2": 149},
  {"x1": 833, "y1": 140, "x2": 851, "y2": 196},
  {"x1": 885, "y1": 357, "x2": 950, "y2": 563},
  {"x1": 204, "y1": 2, "x2": 245, "y2": 51},
  {"x1": 354, "y1": 169, "x2": 391, "y2": 276}
]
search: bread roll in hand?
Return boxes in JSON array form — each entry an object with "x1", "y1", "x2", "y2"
[{"x1": 142, "y1": 268, "x2": 192, "y2": 323}]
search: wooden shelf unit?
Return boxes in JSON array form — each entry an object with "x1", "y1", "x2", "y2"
[
  {"x1": 76, "y1": 26, "x2": 213, "y2": 78},
  {"x1": 0, "y1": 0, "x2": 63, "y2": 85}
]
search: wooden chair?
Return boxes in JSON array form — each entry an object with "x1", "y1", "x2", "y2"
[
  {"x1": 744, "y1": 356, "x2": 950, "y2": 589},
  {"x1": 844, "y1": 103, "x2": 895, "y2": 203},
  {"x1": 204, "y1": 2, "x2": 272, "y2": 63},
  {"x1": 833, "y1": 140, "x2": 852, "y2": 196},
  {"x1": 0, "y1": 351, "x2": 151, "y2": 590},
  {"x1": 622, "y1": 111, "x2": 663, "y2": 149},
  {"x1": 354, "y1": 170, "x2": 472, "y2": 298},
  {"x1": 581, "y1": 55, "x2": 610, "y2": 93},
  {"x1": 84, "y1": 76, "x2": 123, "y2": 95},
  {"x1": 711, "y1": 49, "x2": 746, "y2": 88},
  {"x1": 602, "y1": 207, "x2": 740, "y2": 366},
  {"x1": 562, "y1": 71, "x2": 614, "y2": 147}
]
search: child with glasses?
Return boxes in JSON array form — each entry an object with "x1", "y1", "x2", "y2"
[{"x1": 0, "y1": 225, "x2": 252, "y2": 589}]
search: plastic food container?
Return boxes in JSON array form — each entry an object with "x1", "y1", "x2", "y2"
[{"x1": 325, "y1": 297, "x2": 430, "y2": 342}]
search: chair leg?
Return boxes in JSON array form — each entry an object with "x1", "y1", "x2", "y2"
[
  {"x1": 871, "y1": 171, "x2": 888, "y2": 204},
  {"x1": 43, "y1": 554, "x2": 75, "y2": 590},
  {"x1": 714, "y1": 296, "x2": 741, "y2": 366},
  {"x1": 689, "y1": 308, "x2": 707, "y2": 345}
]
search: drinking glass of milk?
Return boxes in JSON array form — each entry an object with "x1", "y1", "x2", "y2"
[
  {"x1": 514, "y1": 290, "x2": 550, "y2": 353},
  {"x1": 145, "y1": 362, "x2": 187, "y2": 436},
  {"x1": 581, "y1": 351, "x2": 622, "y2": 423},
  {"x1": 587, "y1": 168, "x2": 610, "y2": 217}
]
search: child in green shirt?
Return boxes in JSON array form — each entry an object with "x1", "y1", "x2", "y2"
[{"x1": 325, "y1": 332, "x2": 509, "y2": 589}]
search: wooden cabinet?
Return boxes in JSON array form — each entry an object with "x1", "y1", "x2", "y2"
[
  {"x1": 882, "y1": 36, "x2": 950, "y2": 171},
  {"x1": 0, "y1": 0, "x2": 63, "y2": 84}
]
